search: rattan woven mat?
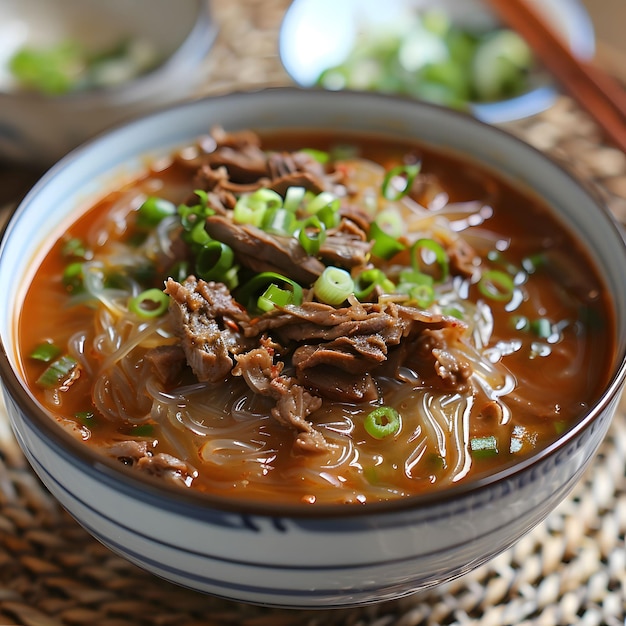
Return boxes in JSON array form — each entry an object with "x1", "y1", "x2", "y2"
[{"x1": 1, "y1": 1, "x2": 625, "y2": 624}]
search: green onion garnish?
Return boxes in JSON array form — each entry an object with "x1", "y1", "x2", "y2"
[
  {"x1": 297, "y1": 216, "x2": 327, "y2": 256},
  {"x1": 234, "y1": 188, "x2": 282, "y2": 227},
  {"x1": 131, "y1": 424, "x2": 156, "y2": 437},
  {"x1": 178, "y1": 190, "x2": 215, "y2": 232},
  {"x1": 364, "y1": 406, "x2": 401, "y2": 439},
  {"x1": 407, "y1": 283, "x2": 436, "y2": 308},
  {"x1": 61, "y1": 237, "x2": 90, "y2": 260},
  {"x1": 305, "y1": 191, "x2": 340, "y2": 216},
  {"x1": 36, "y1": 354, "x2": 79, "y2": 389},
  {"x1": 470, "y1": 435, "x2": 498, "y2": 458},
  {"x1": 300, "y1": 148, "x2": 330, "y2": 164},
  {"x1": 369, "y1": 222, "x2": 406, "y2": 260},
  {"x1": 381, "y1": 163, "x2": 421, "y2": 201},
  {"x1": 396, "y1": 270, "x2": 436, "y2": 308},
  {"x1": 195, "y1": 241, "x2": 237, "y2": 286},
  {"x1": 261, "y1": 208, "x2": 298, "y2": 236},
  {"x1": 313, "y1": 266, "x2": 354, "y2": 306},
  {"x1": 374, "y1": 208, "x2": 404, "y2": 238},
  {"x1": 62, "y1": 261, "x2": 85, "y2": 292},
  {"x1": 257, "y1": 283, "x2": 294, "y2": 312},
  {"x1": 530, "y1": 318, "x2": 552, "y2": 339},
  {"x1": 136, "y1": 196, "x2": 177, "y2": 228},
  {"x1": 75, "y1": 410, "x2": 95, "y2": 425},
  {"x1": 478, "y1": 269, "x2": 515, "y2": 302},
  {"x1": 128, "y1": 289, "x2": 170, "y2": 318},
  {"x1": 410, "y1": 238, "x2": 449, "y2": 282},
  {"x1": 354, "y1": 268, "x2": 395, "y2": 300},
  {"x1": 189, "y1": 219, "x2": 211, "y2": 246},
  {"x1": 238, "y1": 272, "x2": 304, "y2": 314},
  {"x1": 283, "y1": 186, "x2": 306, "y2": 212},
  {"x1": 30, "y1": 341, "x2": 62, "y2": 363}
]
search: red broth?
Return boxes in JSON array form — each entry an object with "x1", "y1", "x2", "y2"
[{"x1": 18, "y1": 129, "x2": 615, "y2": 505}]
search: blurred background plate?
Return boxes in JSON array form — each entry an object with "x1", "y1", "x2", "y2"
[
  {"x1": 279, "y1": 0, "x2": 595, "y2": 124},
  {"x1": 0, "y1": 0, "x2": 217, "y2": 166}
]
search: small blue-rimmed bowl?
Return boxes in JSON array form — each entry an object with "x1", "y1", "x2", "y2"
[
  {"x1": 0, "y1": 88, "x2": 624, "y2": 608},
  {"x1": 279, "y1": 0, "x2": 595, "y2": 124}
]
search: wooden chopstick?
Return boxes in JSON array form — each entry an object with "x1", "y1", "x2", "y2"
[{"x1": 483, "y1": 0, "x2": 626, "y2": 153}]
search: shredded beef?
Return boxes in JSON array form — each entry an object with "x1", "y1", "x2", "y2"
[
  {"x1": 164, "y1": 277, "x2": 252, "y2": 382},
  {"x1": 447, "y1": 237, "x2": 480, "y2": 278},
  {"x1": 232, "y1": 346, "x2": 326, "y2": 452},
  {"x1": 205, "y1": 215, "x2": 326, "y2": 283},
  {"x1": 144, "y1": 344, "x2": 188, "y2": 386},
  {"x1": 102, "y1": 440, "x2": 197, "y2": 487},
  {"x1": 239, "y1": 300, "x2": 466, "y2": 401}
]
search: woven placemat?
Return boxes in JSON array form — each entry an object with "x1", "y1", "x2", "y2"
[{"x1": 1, "y1": 1, "x2": 625, "y2": 624}]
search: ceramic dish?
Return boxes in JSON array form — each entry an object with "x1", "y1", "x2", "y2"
[
  {"x1": 279, "y1": 0, "x2": 595, "y2": 123},
  {"x1": 0, "y1": 89, "x2": 624, "y2": 608},
  {"x1": 0, "y1": 0, "x2": 216, "y2": 165}
]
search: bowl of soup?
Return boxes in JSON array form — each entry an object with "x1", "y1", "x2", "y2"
[
  {"x1": 0, "y1": 0, "x2": 216, "y2": 166},
  {"x1": 0, "y1": 88, "x2": 625, "y2": 608}
]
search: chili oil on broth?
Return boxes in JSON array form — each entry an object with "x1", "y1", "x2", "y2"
[{"x1": 17, "y1": 129, "x2": 615, "y2": 506}]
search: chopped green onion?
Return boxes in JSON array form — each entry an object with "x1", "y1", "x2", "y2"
[
  {"x1": 410, "y1": 238, "x2": 449, "y2": 282},
  {"x1": 178, "y1": 190, "x2": 214, "y2": 231},
  {"x1": 131, "y1": 424, "x2": 155, "y2": 437},
  {"x1": 354, "y1": 268, "x2": 395, "y2": 300},
  {"x1": 75, "y1": 410, "x2": 95, "y2": 425},
  {"x1": 62, "y1": 261, "x2": 84, "y2": 292},
  {"x1": 61, "y1": 237, "x2": 90, "y2": 260},
  {"x1": 470, "y1": 435, "x2": 498, "y2": 458},
  {"x1": 313, "y1": 266, "x2": 354, "y2": 306},
  {"x1": 128, "y1": 288, "x2": 170, "y2": 318},
  {"x1": 407, "y1": 283, "x2": 436, "y2": 308},
  {"x1": 300, "y1": 148, "x2": 330, "y2": 164},
  {"x1": 136, "y1": 196, "x2": 177, "y2": 228},
  {"x1": 30, "y1": 341, "x2": 61, "y2": 363},
  {"x1": 261, "y1": 208, "x2": 298, "y2": 236},
  {"x1": 257, "y1": 283, "x2": 294, "y2": 312},
  {"x1": 369, "y1": 222, "x2": 406, "y2": 259},
  {"x1": 374, "y1": 208, "x2": 404, "y2": 238},
  {"x1": 283, "y1": 186, "x2": 306, "y2": 212},
  {"x1": 442, "y1": 306, "x2": 464, "y2": 319},
  {"x1": 554, "y1": 420, "x2": 568, "y2": 435},
  {"x1": 316, "y1": 203, "x2": 341, "y2": 229},
  {"x1": 478, "y1": 269, "x2": 515, "y2": 302},
  {"x1": 189, "y1": 220, "x2": 211, "y2": 245},
  {"x1": 237, "y1": 272, "x2": 303, "y2": 314},
  {"x1": 305, "y1": 191, "x2": 340, "y2": 216},
  {"x1": 234, "y1": 189, "x2": 282, "y2": 227},
  {"x1": 530, "y1": 318, "x2": 552, "y2": 339},
  {"x1": 381, "y1": 163, "x2": 421, "y2": 201},
  {"x1": 297, "y1": 216, "x2": 327, "y2": 256},
  {"x1": 398, "y1": 268, "x2": 434, "y2": 287},
  {"x1": 36, "y1": 354, "x2": 79, "y2": 389},
  {"x1": 195, "y1": 241, "x2": 237, "y2": 286},
  {"x1": 364, "y1": 406, "x2": 401, "y2": 439}
]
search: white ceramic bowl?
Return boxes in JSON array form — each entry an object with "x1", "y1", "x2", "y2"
[
  {"x1": 1, "y1": 89, "x2": 625, "y2": 608},
  {"x1": 0, "y1": 0, "x2": 216, "y2": 166},
  {"x1": 279, "y1": 0, "x2": 595, "y2": 123}
]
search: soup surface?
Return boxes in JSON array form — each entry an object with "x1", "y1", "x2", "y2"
[{"x1": 19, "y1": 127, "x2": 614, "y2": 505}]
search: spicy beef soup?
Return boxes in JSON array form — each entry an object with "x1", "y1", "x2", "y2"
[{"x1": 18, "y1": 127, "x2": 614, "y2": 506}]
